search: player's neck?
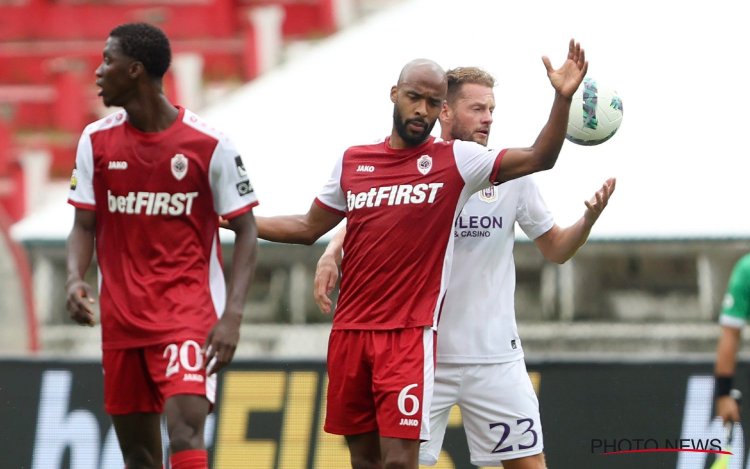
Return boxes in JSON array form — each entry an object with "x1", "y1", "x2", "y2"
[
  {"x1": 388, "y1": 130, "x2": 430, "y2": 150},
  {"x1": 125, "y1": 93, "x2": 179, "y2": 133}
]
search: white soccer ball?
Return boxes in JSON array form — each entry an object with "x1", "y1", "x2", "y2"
[{"x1": 566, "y1": 77, "x2": 623, "y2": 146}]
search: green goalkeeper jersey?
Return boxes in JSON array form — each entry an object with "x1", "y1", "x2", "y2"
[{"x1": 720, "y1": 253, "x2": 750, "y2": 328}]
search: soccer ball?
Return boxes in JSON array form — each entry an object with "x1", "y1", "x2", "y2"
[{"x1": 566, "y1": 77, "x2": 623, "y2": 146}]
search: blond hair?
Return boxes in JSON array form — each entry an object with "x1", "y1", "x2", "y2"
[{"x1": 446, "y1": 67, "x2": 495, "y2": 104}]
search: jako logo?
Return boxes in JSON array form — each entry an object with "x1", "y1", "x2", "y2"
[
  {"x1": 107, "y1": 190, "x2": 199, "y2": 216},
  {"x1": 347, "y1": 183, "x2": 443, "y2": 210},
  {"x1": 356, "y1": 165, "x2": 375, "y2": 173},
  {"x1": 108, "y1": 161, "x2": 128, "y2": 170},
  {"x1": 399, "y1": 418, "x2": 419, "y2": 427}
]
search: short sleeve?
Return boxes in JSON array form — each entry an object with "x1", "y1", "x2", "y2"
[
  {"x1": 67, "y1": 131, "x2": 96, "y2": 210},
  {"x1": 516, "y1": 176, "x2": 554, "y2": 240},
  {"x1": 314, "y1": 155, "x2": 346, "y2": 216},
  {"x1": 452, "y1": 140, "x2": 504, "y2": 194},
  {"x1": 209, "y1": 136, "x2": 259, "y2": 219},
  {"x1": 720, "y1": 255, "x2": 750, "y2": 328}
]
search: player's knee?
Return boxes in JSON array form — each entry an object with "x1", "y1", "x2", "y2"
[
  {"x1": 382, "y1": 454, "x2": 413, "y2": 469},
  {"x1": 168, "y1": 422, "x2": 204, "y2": 453},
  {"x1": 501, "y1": 452, "x2": 547, "y2": 469},
  {"x1": 350, "y1": 454, "x2": 381, "y2": 469},
  {"x1": 123, "y1": 449, "x2": 159, "y2": 469}
]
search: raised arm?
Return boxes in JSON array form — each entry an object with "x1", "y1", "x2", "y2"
[
  {"x1": 534, "y1": 178, "x2": 615, "y2": 263},
  {"x1": 204, "y1": 210, "x2": 258, "y2": 375},
  {"x1": 314, "y1": 225, "x2": 346, "y2": 314},
  {"x1": 495, "y1": 39, "x2": 588, "y2": 184},
  {"x1": 65, "y1": 208, "x2": 97, "y2": 326},
  {"x1": 256, "y1": 201, "x2": 344, "y2": 245}
]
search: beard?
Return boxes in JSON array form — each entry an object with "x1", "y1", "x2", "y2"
[
  {"x1": 451, "y1": 121, "x2": 488, "y2": 146},
  {"x1": 393, "y1": 106, "x2": 436, "y2": 146}
]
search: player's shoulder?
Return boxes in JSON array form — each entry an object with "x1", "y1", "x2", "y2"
[
  {"x1": 342, "y1": 138, "x2": 392, "y2": 163},
  {"x1": 449, "y1": 138, "x2": 490, "y2": 155},
  {"x1": 81, "y1": 110, "x2": 128, "y2": 136},
  {"x1": 734, "y1": 253, "x2": 750, "y2": 272},
  {"x1": 344, "y1": 138, "x2": 385, "y2": 155},
  {"x1": 180, "y1": 108, "x2": 231, "y2": 143}
]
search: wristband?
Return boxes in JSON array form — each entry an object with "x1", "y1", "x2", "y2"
[{"x1": 715, "y1": 376, "x2": 733, "y2": 398}]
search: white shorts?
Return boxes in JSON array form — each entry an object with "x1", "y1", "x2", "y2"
[{"x1": 419, "y1": 359, "x2": 543, "y2": 467}]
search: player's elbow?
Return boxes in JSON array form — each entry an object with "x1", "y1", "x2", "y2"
[
  {"x1": 536, "y1": 153, "x2": 559, "y2": 172},
  {"x1": 549, "y1": 256, "x2": 568, "y2": 265},
  {"x1": 296, "y1": 226, "x2": 327, "y2": 245},
  {"x1": 541, "y1": 247, "x2": 574, "y2": 265},
  {"x1": 298, "y1": 234, "x2": 319, "y2": 246},
  {"x1": 529, "y1": 146, "x2": 561, "y2": 172}
]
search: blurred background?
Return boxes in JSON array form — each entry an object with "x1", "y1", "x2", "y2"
[{"x1": 2, "y1": 0, "x2": 750, "y2": 467}]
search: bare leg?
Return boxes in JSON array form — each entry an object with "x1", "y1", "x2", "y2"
[
  {"x1": 163, "y1": 394, "x2": 210, "y2": 453},
  {"x1": 111, "y1": 412, "x2": 163, "y2": 469},
  {"x1": 379, "y1": 436, "x2": 420, "y2": 469},
  {"x1": 501, "y1": 453, "x2": 547, "y2": 469},
  {"x1": 346, "y1": 431, "x2": 381, "y2": 469}
]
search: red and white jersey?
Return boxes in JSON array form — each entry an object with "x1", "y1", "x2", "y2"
[
  {"x1": 438, "y1": 177, "x2": 553, "y2": 364},
  {"x1": 67, "y1": 107, "x2": 258, "y2": 349},
  {"x1": 316, "y1": 136, "x2": 504, "y2": 330}
]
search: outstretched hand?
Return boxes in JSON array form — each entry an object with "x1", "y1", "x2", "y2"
[
  {"x1": 584, "y1": 177, "x2": 616, "y2": 224},
  {"x1": 542, "y1": 38, "x2": 588, "y2": 99}
]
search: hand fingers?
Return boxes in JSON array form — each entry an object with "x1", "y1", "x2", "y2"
[
  {"x1": 317, "y1": 297, "x2": 332, "y2": 315},
  {"x1": 541, "y1": 55, "x2": 553, "y2": 74},
  {"x1": 71, "y1": 311, "x2": 94, "y2": 326},
  {"x1": 206, "y1": 356, "x2": 218, "y2": 375},
  {"x1": 67, "y1": 294, "x2": 95, "y2": 326},
  {"x1": 204, "y1": 342, "x2": 236, "y2": 375},
  {"x1": 314, "y1": 276, "x2": 331, "y2": 314},
  {"x1": 607, "y1": 177, "x2": 617, "y2": 194},
  {"x1": 577, "y1": 45, "x2": 586, "y2": 69}
]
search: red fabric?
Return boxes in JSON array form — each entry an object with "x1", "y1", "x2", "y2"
[
  {"x1": 324, "y1": 328, "x2": 434, "y2": 439},
  {"x1": 170, "y1": 449, "x2": 208, "y2": 469}
]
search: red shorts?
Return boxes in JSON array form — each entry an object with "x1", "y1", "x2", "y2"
[
  {"x1": 102, "y1": 339, "x2": 217, "y2": 415},
  {"x1": 324, "y1": 327, "x2": 435, "y2": 440}
]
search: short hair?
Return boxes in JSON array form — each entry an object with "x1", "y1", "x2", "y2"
[
  {"x1": 446, "y1": 67, "x2": 495, "y2": 104},
  {"x1": 109, "y1": 23, "x2": 172, "y2": 79}
]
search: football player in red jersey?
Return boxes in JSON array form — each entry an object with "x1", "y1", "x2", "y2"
[
  {"x1": 66, "y1": 23, "x2": 258, "y2": 469},
  {"x1": 253, "y1": 41, "x2": 587, "y2": 469}
]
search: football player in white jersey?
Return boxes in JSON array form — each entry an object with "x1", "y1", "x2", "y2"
[{"x1": 314, "y1": 67, "x2": 615, "y2": 469}]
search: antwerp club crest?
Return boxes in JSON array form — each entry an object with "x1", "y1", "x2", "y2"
[
  {"x1": 171, "y1": 153, "x2": 188, "y2": 180},
  {"x1": 417, "y1": 154, "x2": 432, "y2": 175},
  {"x1": 478, "y1": 186, "x2": 498, "y2": 203}
]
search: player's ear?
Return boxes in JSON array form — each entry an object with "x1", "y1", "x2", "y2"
[
  {"x1": 439, "y1": 102, "x2": 451, "y2": 122},
  {"x1": 128, "y1": 60, "x2": 144, "y2": 80},
  {"x1": 390, "y1": 86, "x2": 398, "y2": 104}
]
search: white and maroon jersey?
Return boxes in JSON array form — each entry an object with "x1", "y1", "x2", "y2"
[
  {"x1": 316, "y1": 136, "x2": 504, "y2": 330},
  {"x1": 438, "y1": 176, "x2": 553, "y2": 364},
  {"x1": 67, "y1": 107, "x2": 258, "y2": 350}
]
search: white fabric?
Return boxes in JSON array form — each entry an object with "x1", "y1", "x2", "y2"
[
  {"x1": 419, "y1": 359, "x2": 543, "y2": 466},
  {"x1": 437, "y1": 176, "x2": 553, "y2": 364}
]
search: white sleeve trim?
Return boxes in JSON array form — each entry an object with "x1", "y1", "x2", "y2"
[{"x1": 720, "y1": 314, "x2": 746, "y2": 329}]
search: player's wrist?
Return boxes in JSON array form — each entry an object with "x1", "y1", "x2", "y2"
[
  {"x1": 222, "y1": 308, "x2": 244, "y2": 323},
  {"x1": 65, "y1": 276, "x2": 84, "y2": 290},
  {"x1": 715, "y1": 375, "x2": 733, "y2": 398}
]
